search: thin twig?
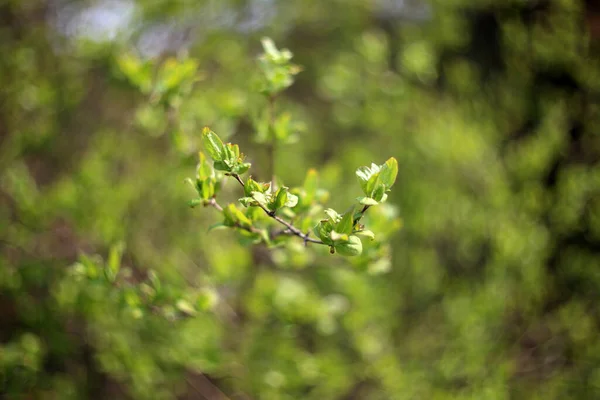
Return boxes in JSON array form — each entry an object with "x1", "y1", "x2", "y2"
[
  {"x1": 231, "y1": 174, "x2": 326, "y2": 246},
  {"x1": 206, "y1": 197, "x2": 264, "y2": 236},
  {"x1": 267, "y1": 94, "x2": 276, "y2": 194},
  {"x1": 353, "y1": 204, "x2": 371, "y2": 225},
  {"x1": 206, "y1": 197, "x2": 223, "y2": 212}
]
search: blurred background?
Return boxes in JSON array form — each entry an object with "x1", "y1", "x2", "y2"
[{"x1": 2, "y1": 0, "x2": 600, "y2": 399}]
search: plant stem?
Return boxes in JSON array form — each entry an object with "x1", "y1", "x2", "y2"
[
  {"x1": 206, "y1": 197, "x2": 223, "y2": 212},
  {"x1": 267, "y1": 94, "x2": 276, "y2": 194},
  {"x1": 353, "y1": 204, "x2": 371, "y2": 225},
  {"x1": 206, "y1": 197, "x2": 263, "y2": 235},
  {"x1": 231, "y1": 174, "x2": 326, "y2": 246}
]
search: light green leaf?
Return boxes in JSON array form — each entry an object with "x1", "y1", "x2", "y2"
[
  {"x1": 176, "y1": 299, "x2": 197, "y2": 316},
  {"x1": 335, "y1": 235, "x2": 363, "y2": 256},
  {"x1": 201, "y1": 127, "x2": 225, "y2": 161},
  {"x1": 213, "y1": 160, "x2": 230, "y2": 172},
  {"x1": 372, "y1": 184, "x2": 386, "y2": 202},
  {"x1": 244, "y1": 178, "x2": 263, "y2": 196},
  {"x1": 188, "y1": 198, "x2": 203, "y2": 208},
  {"x1": 251, "y1": 191, "x2": 269, "y2": 208},
  {"x1": 355, "y1": 230, "x2": 375, "y2": 240},
  {"x1": 336, "y1": 207, "x2": 354, "y2": 235},
  {"x1": 196, "y1": 152, "x2": 214, "y2": 180},
  {"x1": 207, "y1": 222, "x2": 227, "y2": 232},
  {"x1": 357, "y1": 197, "x2": 378, "y2": 206},
  {"x1": 379, "y1": 157, "x2": 398, "y2": 188},
  {"x1": 324, "y1": 208, "x2": 341, "y2": 222},
  {"x1": 285, "y1": 193, "x2": 298, "y2": 208},
  {"x1": 234, "y1": 162, "x2": 251, "y2": 175},
  {"x1": 330, "y1": 231, "x2": 349, "y2": 242},
  {"x1": 271, "y1": 186, "x2": 289, "y2": 211}
]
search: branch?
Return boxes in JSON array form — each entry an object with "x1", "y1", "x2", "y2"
[
  {"x1": 267, "y1": 94, "x2": 276, "y2": 194},
  {"x1": 206, "y1": 197, "x2": 223, "y2": 212},
  {"x1": 231, "y1": 174, "x2": 326, "y2": 246},
  {"x1": 205, "y1": 197, "x2": 263, "y2": 235},
  {"x1": 353, "y1": 204, "x2": 371, "y2": 226}
]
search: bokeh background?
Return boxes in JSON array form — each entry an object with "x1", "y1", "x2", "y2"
[{"x1": 2, "y1": 0, "x2": 600, "y2": 399}]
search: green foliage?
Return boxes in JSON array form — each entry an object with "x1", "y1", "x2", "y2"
[
  {"x1": 1, "y1": 0, "x2": 600, "y2": 399},
  {"x1": 188, "y1": 40, "x2": 398, "y2": 259}
]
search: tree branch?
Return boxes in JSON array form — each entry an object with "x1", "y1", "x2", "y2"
[{"x1": 230, "y1": 174, "x2": 326, "y2": 246}]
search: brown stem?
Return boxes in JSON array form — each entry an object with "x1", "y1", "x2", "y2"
[
  {"x1": 231, "y1": 174, "x2": 326, "y2": 246},
  {"x1": 206, "y1": 197, "x2": 223, "y2": 212}
]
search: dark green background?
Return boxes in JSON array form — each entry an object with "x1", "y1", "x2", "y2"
[{"x1": 1, "y1": 0, "x2": 600, "y2": 398}]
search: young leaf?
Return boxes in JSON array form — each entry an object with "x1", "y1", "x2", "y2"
[
  {"x1": 271, "y1": 187, "x2": 289, "y2": 211},
  {"x1": 224, "y1": 204, "x2": 253, "y2": 227},
  {"x1": 197, "y1": 152, "x2": 214, "y2": 180},
  {"x1": 357, "y1": 196, "x2": 378, "y2": 206},
  {"x1": 356, "y1": 163, "x2": 380, "y2": 195},
  {"x1": 285, "y1": 193, "x2": 299, "y2": 208},
  {"x1": 251, "y1": 191, "x2": 269, "y2": 208},
  {"x1": 244, "y1": 178, "x2": 264, "y2": 197},
  {"x1": 106, "y1": 242, "x2": 125, "y2": 281},
  {"x1": 324, "y1": 208, "x2": 341, "y2": 223},
  {"x1": 355, "y1": 230, "x2": 375, "y2": 240},
  {"x1": 207, "y1": 222, "x2": 227, "y2": 232},
  {"x1": 176, "y1": 299, "x2": 197, "y2": 316},
  {"x1": 202, "y1": 127, "x2": 225, "y2": 161},
  {"x1": 188, "y1": 198, "x2": 203, "y2": 208},
  {"x1": 379, "y1": 157, "x2": 398, "y2": 189},
  {"x1": 336, "y1": 207, "x2": 355, "y2": 235},
  {"x1": 213, "y1": 160, "x2": 230, "y2": 172},
  {"x1": 334, "y1": 235, "x2": 363, "y2": 256},
  {"x1": 330, "y1": 231, "x2": 349, "y2": 242}
]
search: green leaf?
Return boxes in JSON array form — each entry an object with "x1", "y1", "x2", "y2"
[
  {"x1": 357, "y1": 196, "x2": 379, "y2": 206},
  {"x1": 261, "y1": 37, "x2": 280, "y2": 59},
  {"x1": 251, "y1": 191, "x2": 269, "y2": 208},
  {"x1": 365, "y1": 172, "x2": 381, "y2": 198},
  {"x1": 334, "y1": 235, "x2": 363, "y2": 256},
  {"x1": 336, "y1": 207, "x2": 355, "y2": 235},
  {"x1": 213, "y1": 160, "x2": 230, "y2": 172},
  {"x1": 285, "y1": 193, "x2": 299, "y2": 208},
  {"x1": 233, "y1": 162, "x2": 251, "y2": 175},
  {"x1": 188, "y1": 198, "x2": 203, "y2": 208},
  {"x1": 271, "y1": 186, "x2": 289, "y2": 211},
  {"x1": 244, "y1": 178, "x2": 263, "y2": 196},
  {"x1": 355, "y1": 230, "x2": 375, "y2": 240},
  {"x1": 207, "y1": 222, "x2": 227, "y2": 232},
  {"x1": 202, "y1": 127, "x2": 225, "y2": 161},
  {"x1": 330, "y1": 231, "x2": 349, "y2": 242},
  {"x1": 313, "y1": 221, "x2": 333, "y2": 245},
  {"x1": 238, "y1": 197, "x2": 255, "y2": 207},
  {"x1": 379, "y1": 157, "x2": 398, "y2": 188},
  {"x1": 356, "y1": 163, "x2": 380, "y2": 195},
  {"x1": 176, "y1": 299, "x2": 197, "y2": 316},
  {"x1": 105, "y1": 242, "x2": 124, "y2": 282},
  {"x1": 224, "y1": 204, "x2": 253, "y2": 227},
  {"x1": 372, "y1": 184, "x2": 386, "y2": 202},
  {"x1": 196, "y1": 152, "x2": 214, "y2": 180},
  {"x1": 324, "y1": 208, "x2": 341, "y2": 223}
]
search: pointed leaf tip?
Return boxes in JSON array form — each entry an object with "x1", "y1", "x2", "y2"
[{"x1": 201, "y1": 127, "x2": 225, "y2": 161}]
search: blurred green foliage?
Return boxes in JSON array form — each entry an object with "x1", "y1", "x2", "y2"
[{"x1": 1, "y1": 0, "x2": 600, "y2": 399}]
